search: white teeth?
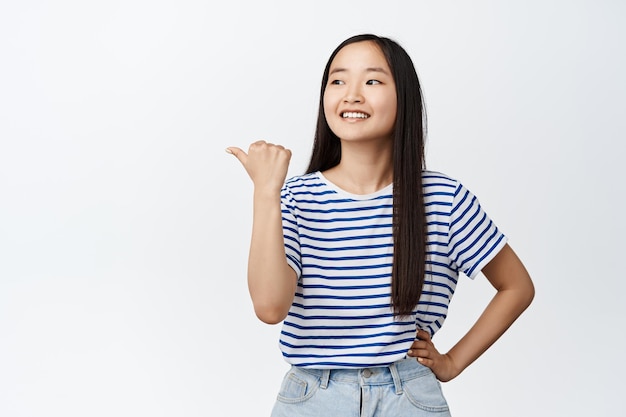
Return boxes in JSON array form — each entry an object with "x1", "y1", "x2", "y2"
[{"x1": 342, "y1": 112, "x2": 369, "y2": 119}]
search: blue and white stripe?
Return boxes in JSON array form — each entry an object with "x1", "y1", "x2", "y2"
[{"x1": 279, "y1": 171, "x2": 507, "y2": 369}]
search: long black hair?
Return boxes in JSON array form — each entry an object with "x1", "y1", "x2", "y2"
[{"x1": 306, "y1": 34, "x2": 427, "y2": 317}]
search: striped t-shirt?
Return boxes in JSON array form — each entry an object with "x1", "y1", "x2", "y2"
[{"x1": 279, "y1": 170, "x2": 507, "y2": 369}]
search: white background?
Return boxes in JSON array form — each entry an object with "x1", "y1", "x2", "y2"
[{"x1": 1, "y1": 1, "x2": 624, "y2": 416}]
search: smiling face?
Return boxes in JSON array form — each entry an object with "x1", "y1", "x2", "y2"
[{"x1": 323, "y1": 41, "x2": 397, "y2": 145}]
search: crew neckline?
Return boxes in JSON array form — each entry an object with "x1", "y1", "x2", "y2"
[{"x1": 316, "y1": 171, "x2": 393, "y2": 201}]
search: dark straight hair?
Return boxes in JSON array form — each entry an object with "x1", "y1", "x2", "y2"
[{"x1": 305, "y1": 34, "x2": 427, "y2": 317}]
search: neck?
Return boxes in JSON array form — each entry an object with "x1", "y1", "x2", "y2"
[{"x1": 322, "y1": 139, "x2": 393, "y2": 195}]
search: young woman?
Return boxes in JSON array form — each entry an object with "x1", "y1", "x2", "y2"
[{"x1": 227, "y1": 34, "x2": 534, "y2": 417}]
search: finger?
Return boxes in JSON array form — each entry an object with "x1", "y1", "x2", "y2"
[
  {"x1": 415, "y1": 329, "x2": 431, "y2": 342},
  {"x1": 416, "y1": 357, "x2": 433, "y2": 367},
  {"x1": 226, "y1": 147, "x2": 248, "y2": 166},
  {"x1": 407, "y1": 348, "x2": 430, "y2": 358},
  {"x1": 276, "y1": 146, "x2": 292, "y2": 159},
  {"x1": 408, "y1": 340, "x2": 427, "y2": 350}
]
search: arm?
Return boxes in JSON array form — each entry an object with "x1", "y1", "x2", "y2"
[
  {"x1": 408, "y1": 243, "x2": 535, "y2": 381},
  {"x1": 227, "y1": 141, "x2": 297, "y2": 324}
]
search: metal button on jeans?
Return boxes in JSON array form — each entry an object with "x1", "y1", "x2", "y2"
[{"x1": 362, "y1": 369, "x2": 373, "y2": 378}]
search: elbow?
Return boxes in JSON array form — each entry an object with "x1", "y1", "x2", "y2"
[
  {"x1": 253, "y1": 304, "x2": 289, "y2": 325},
  {"x1": 528, "y1": 281, "x2": 536, "y2": 306},
  {"x1": 521, "y1": 277, "x2": 536, "y2": 310}
]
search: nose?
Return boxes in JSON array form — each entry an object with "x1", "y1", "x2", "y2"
[{"x1": 344, "y1": 84, "x2": 363, "y2": 103}]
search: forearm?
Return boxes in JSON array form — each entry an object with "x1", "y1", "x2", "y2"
[
  {"x1": 446, "y1": 282, "x2": 534, "y2": 375},
  {"x1": 247, "y1": 187, "x2": 297, "y2": 324},
  {"x1": 408, "y1": 244, "x2": 535, "y2": 382}
]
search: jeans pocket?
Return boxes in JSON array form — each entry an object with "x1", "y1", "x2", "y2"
[
  {"x1": 276, "y1": 368, "x2": 320, "y2": 404},
  {"x1": 402, "y1": 371, "x2": 450, "y2": 413}
]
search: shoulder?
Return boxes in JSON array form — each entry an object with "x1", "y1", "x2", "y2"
[
  {"x1": 422, "y1": 170, "x2": 459, "y2": 187},
  {"x1": 284, "y1": 172, "x2": 321, "y2": 187},
  {"x1": 281, "y1": 172, "x2": 329, "y2": 205},
  {"x1": 422, "y1": 170, "x2": 462, "y2": 201},
  {"x1": 282, "y1": 172, "x2": 325, "y2": 194}
]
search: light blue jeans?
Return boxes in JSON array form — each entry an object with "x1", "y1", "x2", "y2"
[{"x1": 270, "y1": 357, "x2": 451, "y2": 417}]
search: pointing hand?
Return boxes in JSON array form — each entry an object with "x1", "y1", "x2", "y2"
[{"x1": 227, "y1": 140, "x2": 292, "y2": 192}]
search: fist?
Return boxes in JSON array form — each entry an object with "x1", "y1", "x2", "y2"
[{"x1": 227, "y1": 140, "x2": 292, "y2": 191}]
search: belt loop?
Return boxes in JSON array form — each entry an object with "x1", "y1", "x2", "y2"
[
  {"x1": 320, "y1": 369, "x2": 330, "y2": 389},
  {"x1": 389, "y1": 362, "x2": 403, "y2": 395}
]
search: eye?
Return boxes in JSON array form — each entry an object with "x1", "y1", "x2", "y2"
[
  {"x1": 329, "y1": 79, "x2": 344, "y2": 85},
  {"x1": 366, "y1": 79, "x2": 382, "y2": 85}
]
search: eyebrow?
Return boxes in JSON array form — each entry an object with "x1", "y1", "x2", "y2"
[{"x1": 329, "y1": 67, "x2": 390, "y2": 75}]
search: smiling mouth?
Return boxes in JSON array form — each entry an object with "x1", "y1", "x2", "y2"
[{"x1": 341, "y1": 112, "x2": 370, "y2": 119}]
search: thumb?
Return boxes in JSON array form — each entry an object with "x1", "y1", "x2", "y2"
[{"x1": 225, "y1": 147, "x2": 248, "y2": 166}]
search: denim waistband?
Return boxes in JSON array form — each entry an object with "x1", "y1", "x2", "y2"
[{"x1": 293, "y1": 357, "x2": 432, "y2": 395}]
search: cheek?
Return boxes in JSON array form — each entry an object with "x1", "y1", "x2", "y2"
[
  {"x1": 389, "y1": 104, "x2": 398, "y2": 123},
  {"x1": 380, "y1": 99, "x2": 397, "y2": 126},
  {"x1": 323, "y1": 94, "x2": 338, "y2": 126},
  {"x1": 323, "y1": 92, "x2": 334, "y2": 113},
  {"x1": 386, "y1": 97, "x2": 398, "y2": 125}
]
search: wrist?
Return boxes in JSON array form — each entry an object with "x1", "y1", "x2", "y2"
[
  {"x1": 444, "y1": 352, "x2": 464, "y2": 380},
  {"x1": 253, "y1": 185, "x2": 282, "y2": 200}
]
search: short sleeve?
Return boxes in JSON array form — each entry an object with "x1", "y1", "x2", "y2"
[
  {"x1": 281, "y1": 186, "x2": 302, "y2": 279},
  {"x1": 447, "y1": 182, "x2": 508, "y2": 279}
]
